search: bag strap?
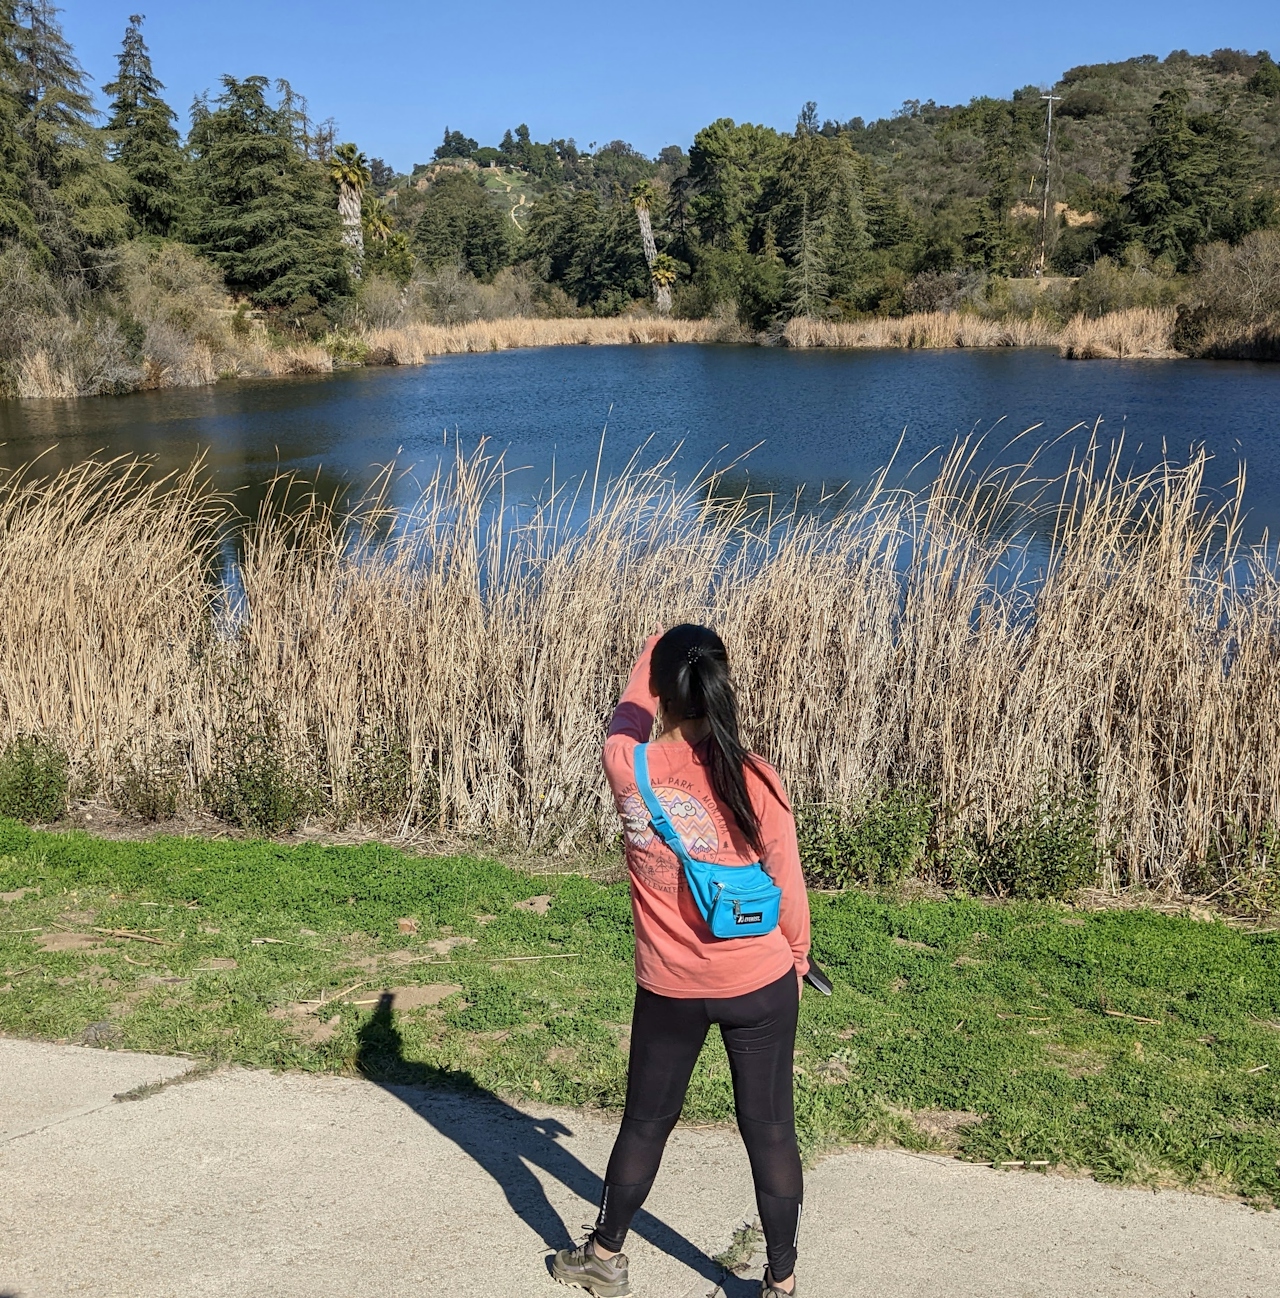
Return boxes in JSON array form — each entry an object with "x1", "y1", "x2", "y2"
[{"x1": 633, "y1": 743, "x2": 701, "y2": 868}]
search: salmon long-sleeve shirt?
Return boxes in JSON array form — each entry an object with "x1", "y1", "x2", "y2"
[{"x1": 603, "y1": 635, "x2": 811, "y2": 999}]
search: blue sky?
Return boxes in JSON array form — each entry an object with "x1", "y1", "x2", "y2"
[{"x1": 66, "y1": 1, "x2": 1279, "y2": 168}]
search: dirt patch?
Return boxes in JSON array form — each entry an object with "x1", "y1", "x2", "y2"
[
  {"x1": 0, "y1": 886, "x2": 38, "y2": 903},
  {"x1": 345, "y1": 984, "x2": 462, "y2": 1011},
  {"x1": 953, "y1": 955, "x2": 983, "y2": 967},
  {"x1": 269, "y1": 1003, "x2": 342, "y2": 1045},
  {"x1": 81, "y1": 1020, "x2": 120, "y2": 1045},
  {"x1": 35, "y1": 931, "x2": 110, "y2": 953},
  {"x1": 514, "y1": 895, "x2": 553, "y2": 916},
  {"x1": 888, "y1": 977, "x2": 908, "y2": 993},
  {"x1": 910, "y1": 1108, "x2": 982, "y2": 1149},
  {"x1": 892, "y1": 937, "x2": 938, "y2": 953},
  {"x1": 396, "y1": 917, "x2": 418, "y2": 934},
  {"x1": 544, "y1": 1046, "x2": 578, "y2": 1065},
  {"x1": 424, "y1": 936, "x2": 477, "y2": 957},
  {"x1": 601, "y1": 1022, "x2": 632, "y2": 1055},
  {"x1": 1044, "y1": 1042, "x2": 1108, "y2": 1077}
]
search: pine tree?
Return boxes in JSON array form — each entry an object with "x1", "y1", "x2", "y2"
[
  {"x1": 786, "y1": 191, "x2": 830, "y2": 318},
  {"x1": 1124, "y1": 89, "x2": 1205, "y2": 266},
  {"x1": 184, "y1": 75, "x2": 346, "y2": 308},
  {"x1": 413, "y1": 170, "x2": 510, "y2": 279},
  {"x1": 1124, "y1": 88, "x2": 1260, "y2": 268},
  {"x1": 0, "y1": 4, "x2": 38, "y2": 246},
  {"x1": 1248, "y1": 51, "x2": 1280, "y2": 99},
  {"x1": 103, "y1": 14, "x2": 182, "y2": 236},
  {"x1": 12, "y1": 0, "x2": 127, "y2": 272}
]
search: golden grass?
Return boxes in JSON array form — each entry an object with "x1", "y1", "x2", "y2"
[
  {"x1": 260, "y1": 344, "x2": 335, "y2": 376},
  {"x1": 1057, "y1": 308, "x2": 1179, "y2": 359},
  {"x1": 14, "y1": 350, "x2": 80, "y2": 399},
  {"x1": 5, "y1": 306, "x2": 1191, "y2": 399},
  {"x1": 1189, "y1": 317, "x2": 1280, "y2": 362},
  {"x1": 783, "y1": 312, "x2": 1059, "y2": 350},
  {"x1": 2, "y1": 439, "x2": 1278, "y2": 898},
  {"x1": 784, "y1": 307, "x2": 1178, "y2": 359},
  {"x1": 362, "y1": 316, "x2": 724, "y2": 365}
]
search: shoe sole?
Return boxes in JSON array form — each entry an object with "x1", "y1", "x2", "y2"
[{"x1": 550, "y1": 1264, "x2": 631, "y2": 1298}]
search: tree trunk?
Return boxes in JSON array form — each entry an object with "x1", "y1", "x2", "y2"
[
  {"x1": 636, "y1": 206, "x2": 668, "y2": 311},
  {"x1": 338, "y1": 182, "x2": 364, "y2": 278},
  {"x1": 636, "y1": 205, "x2": 657, "y2": 267}
]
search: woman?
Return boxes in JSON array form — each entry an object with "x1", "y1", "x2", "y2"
[{"x1": 553, "y1": 624, "x2": 810, "y2": 1298}]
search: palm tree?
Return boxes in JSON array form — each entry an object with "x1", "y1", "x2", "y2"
[
  {"x1": 362, "y1": 196, "x2": 392, "y2": 246},
  {"x1": 650, "y1": 254, "x2": 678, "y2": 315},
  {"x1": 329, "y1": 142, "x2": 371, "y2": 276},
  {"x1": 630, "y1": 180, "x2": 673, "y2": 314}
]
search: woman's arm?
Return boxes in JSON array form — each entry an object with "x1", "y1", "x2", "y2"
[
  {"x1": 602, "y1": 633, "x2": 662, "y2": 783},
  {"x1": 754, "y1": 768, "x2": 812, "y2": 980}
]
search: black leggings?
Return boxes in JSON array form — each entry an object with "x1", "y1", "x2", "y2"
[{"x1": 594, "y1": 969, "x2": 803, "y2": 1281}]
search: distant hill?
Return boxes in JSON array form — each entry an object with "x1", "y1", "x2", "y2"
[
  {"x1": 845, "y1": 49, "x2": 1280, "y2": 218},
  {"x1": 383, "y1": 48, "x2": 1280, "y2": 331}
]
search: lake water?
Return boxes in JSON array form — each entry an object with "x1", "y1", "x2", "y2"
[{"x1": 2, "y1": 345, "x2": 1278, "y2": 535}]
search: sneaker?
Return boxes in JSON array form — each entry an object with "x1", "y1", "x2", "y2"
[
  {"x1": 761, "y1": 1270, "x2": 798, "y2": 1296},
  {"x1": 551, "y1": 1237, "x2": 631, "y2": 1297}
]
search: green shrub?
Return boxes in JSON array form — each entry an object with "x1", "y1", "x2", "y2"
[
  {"x1": 114, "y1": 754, "x2": 183, "y2": 822},
  {"x1": 322, "y1": 329, "x2": 369, "y2": 365},
  {"x1": 950, "y1": 793, "x2": 1098, "y2": 900},
  {"x1": 340, "y1": 731, "x2": 414, "y2": 825},
  {"x1": 0, "y1": 735, "x2": 70, "y2": 824},
  {"x1": 1068, "y1": 251, "x2": 1181, "y2": 316},
  {"x1": 1198, "y1": 818, "x2": 1280, "y2": 912},
  {"x1": 797, "y1": 790, "x2": 934, "y2": 888},
  {"x1": 206, "y1": 724, "x2": 315, "y2": 836}
]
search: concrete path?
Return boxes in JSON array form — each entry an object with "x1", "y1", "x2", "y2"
[{"x1": 2, "y1": 1037, "x2": 1278, "y2": 1298}]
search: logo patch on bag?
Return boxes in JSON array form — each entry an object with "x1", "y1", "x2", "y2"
[{"x1": 735, "y1": 912, "x2": 763, "y2": 925}]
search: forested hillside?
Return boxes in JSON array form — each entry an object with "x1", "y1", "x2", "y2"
[
  {"x1": 391, "y1": 48, "x2": 1280, "y2": 328},
  {"x1": 1, "y1": 8, "x2": 1278, "y2": 399}
]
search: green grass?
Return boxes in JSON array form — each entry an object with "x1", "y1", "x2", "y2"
[{"x1": 1, "y1": 818, "x2": 1279, "y2": 1203}]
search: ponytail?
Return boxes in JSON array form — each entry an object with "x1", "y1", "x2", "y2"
[{"x1": 649, "y1": 624, "x2": 765, "y2": 856}]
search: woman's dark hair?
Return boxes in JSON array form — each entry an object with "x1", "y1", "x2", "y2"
[{"x1": 650, "y1": 623, "x2": 765, "y2": 856}]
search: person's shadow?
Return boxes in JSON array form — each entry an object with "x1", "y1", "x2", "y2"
[{"x1": 355, "y1": 993, "x2": 751, "y2": 1289}]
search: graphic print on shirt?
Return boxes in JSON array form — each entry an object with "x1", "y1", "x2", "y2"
[{"x1": 622, "y1": 786, "x2": 721, "y2": 894}]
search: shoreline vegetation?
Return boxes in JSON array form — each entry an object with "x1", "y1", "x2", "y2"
[
  {"x1": 2, "y1": 11, "x2": 1279, "y2": 400},
  {"x1": 12, "y1": 298, "x2": 1277, "y2": 399},
  {"x1": 0, "y1": 308, "x2": 1176, "y2": 399},
  {"x1": 14, "y1": 302, "x2": 1270, "y2": 401},
  {"x1": 0, "y1": 438, "x2": 1276, "y2": 910}
]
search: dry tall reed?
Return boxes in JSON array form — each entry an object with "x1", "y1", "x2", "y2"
[
  {"x1": 784, "y1": 307, "x2": 1177, "y2": 359},
  {"x1": 1057, "y1": 307, "x2": 1178, "y2": 359},
  {"x1": 363, "y1": 316, "x2": 725, "y2": 365},
  {"x1": 1, "y1": 442, "x2": 1276, "y2": 898},
  {"x1": 783, "y1": 313, "x2": 1059, "y2": 350}
]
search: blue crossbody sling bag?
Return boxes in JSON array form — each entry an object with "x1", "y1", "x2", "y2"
[{"x1": 632, "y1": 742, "x2": 782, "y2": 939}]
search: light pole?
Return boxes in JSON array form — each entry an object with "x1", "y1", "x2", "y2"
[{"x1": 1036, "y1": 93, "x2": 1063, "y2": 277}]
